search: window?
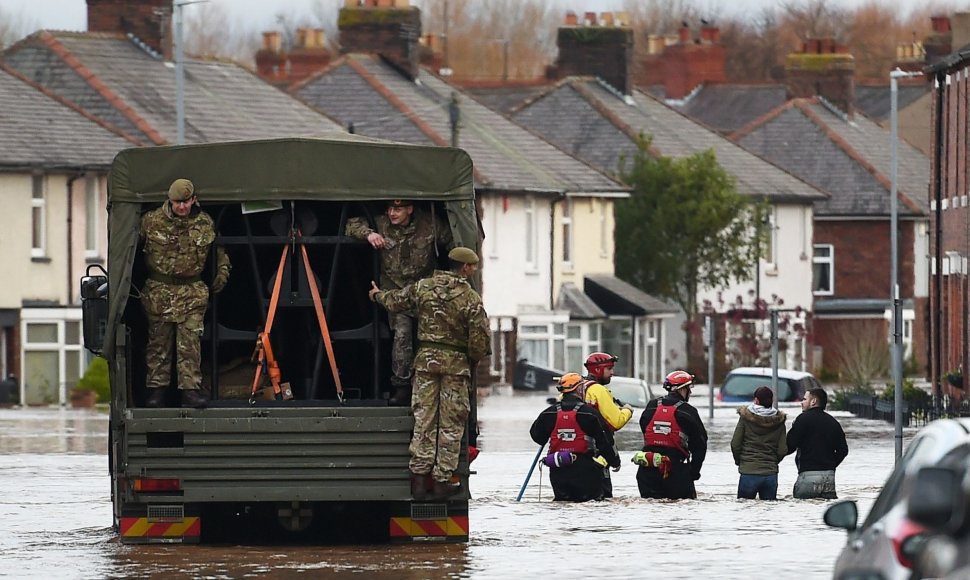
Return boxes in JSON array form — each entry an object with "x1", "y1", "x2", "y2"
[
  {"x1": 518, "y1": 322, "x2": 567, "y2": 370},
  {"x1": 813, "y1": 244, "x2": 834, "y2": 295},
  {"x1": 21, "y1": 310, "x2": 85, "y2": 406},
  {"x1": 762, "y1": 208, "x2": 776, "y2": 266},
  {"x1": 31, "y1": 174, "x2": 46, "y2": 257},
  {"x1": 85, "y1": 175, "x2": 99, "y2": 258},
  {"x1": 561, "y1": 199, "x2": 572, "y2": 269},
  {"x1": 524, "y1": 196, "x2": 537, "y2": 271}
]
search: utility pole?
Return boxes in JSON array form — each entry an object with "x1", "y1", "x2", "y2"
[
  {"x1": 890, "y1": 68, "x2": 923, "y2": 463},
  {"x1": 173, "y1": 0, "x2": 207, "y2": 144}
]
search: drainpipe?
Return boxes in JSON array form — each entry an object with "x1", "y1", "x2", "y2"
[
  {"x1": 66, "y1": 172, "x2": 83, "y2": 306},
  {"x1": 549, "y1": 193, "x2": 566, "y2": 309},
  {"x1": 932, "y1": 71, "x2": 945, "y2": 408}
]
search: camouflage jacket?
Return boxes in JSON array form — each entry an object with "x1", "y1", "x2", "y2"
[
  {"x1": 345, "y1": 208, "x2": 453, "y2": 290},
  {"x1": 376, "y1": 270, "x2": 489, "y2": 377},
  {"x1": 139, "y1": 204, "x2": 230, "y2": 321}
]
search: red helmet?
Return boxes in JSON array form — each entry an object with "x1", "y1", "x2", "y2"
[
  {"x1": 584, "y1": 352, "x2": 618, "y2": 370},
  {"x1": 663, "y1": 370, "x2": 694, "y2": 391}
]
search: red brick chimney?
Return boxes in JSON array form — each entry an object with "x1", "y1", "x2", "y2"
[
  {"x1": 338, "y1": 0, "x2": 421, "y2": 79},
  {"x1": 86, "y1": 0, "x2": 172, "y2": 59},
  {"x1": 554, "y1": 11, "x2": 634, "y2": 95},
  {"x1": 288, "y1": 28, "x2": 331, "y2": 86},
  {"x1": 661, "y1": 23, "x2": 726, "y2": 100},
  {"x1": 924, "y1": 15, "x2": 953, "y2": 65},
  {"x1": 255, "y1": 32, "x2": 288, "y2": 87},
  {"x1": 785, "y1": 37, "x2": 855, "y2": 116}
]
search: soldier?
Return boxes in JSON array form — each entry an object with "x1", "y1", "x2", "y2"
[
  {"x1": 368, "y1": 247, "x2": 489, "y2": 501},
  {"x1": 346, "y1": 200, "x2": 453, "y2": 405},
  {"x1": 140, "y1": 179, "x2": 230, "y2": 408}
]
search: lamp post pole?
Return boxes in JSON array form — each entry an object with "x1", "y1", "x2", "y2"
[
  {"x1": 890, "y1": 68, "x2": 923, "y2": 463},
  {"x1": 173, "y1": 0, "x2": 207, "y2": 145}
]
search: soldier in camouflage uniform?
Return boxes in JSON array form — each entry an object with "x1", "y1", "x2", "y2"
[
  {"x1": 368, "y1": 247, "x2": 489, "y2": 500},
  {"x1": 140, "y1": 179, "x2": 231, "y2": 408},
  {"x1": 346, "y1": 200, "x2": 453, "y2": 405}
]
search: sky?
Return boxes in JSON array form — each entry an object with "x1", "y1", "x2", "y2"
[{"x1": 0, "y1": 0, "x2": 936, "y2": 37}]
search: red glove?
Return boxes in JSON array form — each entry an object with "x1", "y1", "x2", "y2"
[{"x1": 468, "y1": 445, "x2": 480, "y2": 463}]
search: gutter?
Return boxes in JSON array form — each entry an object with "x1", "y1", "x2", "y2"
[{"x1": 66, "y1": 173, "x2": 83, "y2": 306}]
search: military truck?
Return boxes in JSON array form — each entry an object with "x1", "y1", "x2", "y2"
[{"x1": 81, "y1": 137, "x2": 482, "y2": 544}]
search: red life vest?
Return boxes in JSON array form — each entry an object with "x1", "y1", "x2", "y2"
[
  {"x1": 643, "y1": 400, "x2": 689, "y2": 455},
  {"x1": 549, "y1": 403, "x2": 592, "y2": 455}
]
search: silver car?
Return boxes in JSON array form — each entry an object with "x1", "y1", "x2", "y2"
[{"x1": 825, "y1": 418, "x2": 970, "y2": 580}]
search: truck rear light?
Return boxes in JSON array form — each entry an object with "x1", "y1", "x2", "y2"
[{"x1": 133, "y1": 477, "x2": 181, "y2": 492}]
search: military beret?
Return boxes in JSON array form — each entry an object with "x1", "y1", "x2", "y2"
[
  {"x1": 387, "y1": 199, "x2": 413, "y2": 207},
  {"x1": 448, "y1": 247, "x2": 479, "y2": 264},
  {"x1": 168, "y1": 179, "x2": 195, "y2": 201}
]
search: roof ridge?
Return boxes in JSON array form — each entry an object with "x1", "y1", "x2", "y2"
[
  {"x1": 507, "y1": 75, "x2": 587, "y2": 115},
  {"x1": 570, "y1": 80, "x2": 663, "y2": 159},
  {"x1": 728, "y1": 98, "x2": 799, "y2": 141},
  {"x1": 287, "y1": 54, "x2": 348, "y2": 93},
  {"x1": 0, "y1": 61, "x2": 143, "y2": 146},
  {"x1": 36, "y1": 31, "x2": 167, "y2": 145}
]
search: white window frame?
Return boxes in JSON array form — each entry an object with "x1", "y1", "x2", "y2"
[
  {"x1": 599, "y1": 199, "x2": 608, "y2": 258},
  {"x1": 31, "y1": 174, "x2": 47, "y2": 258},
  {"x1": 562, "y1": 198, "x2": 573, "y2": 271},
  {"x1": 813, "y1": 244, "x2": 835, "y2": 296},
  {"x1": 517, "y1": 313, "x2": 569, "y2": 370},
  {"x1": 85, "y1": 174, "x2": 100, "y2": 259},
  {"x1": 524, "y1": 195, "x2": 538, "y2": 272},
  {"x1": 20, "y1": 308, "x2": 85, "y2": 406},
  {"x1": 763, "y1": 207, "x2": 777, "y2": 270}
]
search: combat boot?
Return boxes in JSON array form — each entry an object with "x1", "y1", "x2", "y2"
[
  {"x1": 145, "y1": 387, "x2": 167, "y2": 408},
  {"x1": 429, "y1": 479, "x2": 460, "y2": 501},
  {"x1": 388, "y1": 385, "x2": 412, "y2": 406},
  {"x1": 410, "y1": 471, "x2": 431, "y2": 500},
  {"x1": 181, "y1": 389, "x2": 207, "y2": 409}
]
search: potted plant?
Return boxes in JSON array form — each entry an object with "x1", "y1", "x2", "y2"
[
  {"x1": 945, "y1": 368, "x2": 964, "y2": 391},
  {"x1": 71, "y1": 357, "x2": 110, "y2": 408}
]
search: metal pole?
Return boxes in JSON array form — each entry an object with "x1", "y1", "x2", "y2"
[
  {"x1": 175, "y1": 0, "x2": 184, "y2": 144},
  {"x1": 889, "y1": 69, "x2": 922, "y2": 462},
  {"x1": 516, "y1": 445, "x2": 544, "y2": 501},
  {"x1": 707, "y1": 314, "x2": 714, "y2": 420},
  {"x1": 503, "y1": 39, "x2": 509, "y2": 81},
  {"x1": 770, "y1": 310, "x2": 779, "y2": 410}
]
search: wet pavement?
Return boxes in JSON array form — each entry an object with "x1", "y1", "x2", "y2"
[{"x1": 0, "y1": 391, "x2": 914, "y2": 579}]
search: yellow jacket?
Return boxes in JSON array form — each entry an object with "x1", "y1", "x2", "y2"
[{"x1": 584, "y1": 382, "x2": 633, "y2": 431}]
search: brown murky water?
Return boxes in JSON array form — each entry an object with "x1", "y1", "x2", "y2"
[{"x1": 0, "y1": 392, "x2": 908, "y2": 579}]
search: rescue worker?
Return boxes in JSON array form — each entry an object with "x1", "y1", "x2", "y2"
[
  {"x1": 634, "y1": 370, "x2": 708, "y2": 499},
  {"x1": 346, "y1": 199, "x2": 453, "y2": 405},
  {"x1": 530, "y1": 373, "x2": 621, "y2": 502},
  {"x1": 141, "y1": 179, "x2": 230, "y2": 408},
  {"x1": 368, "y1": 247, "x2": 489, "y2": 501},
  {"x1": 580, "y1": 352, "x2": 633, "y2": 498}
]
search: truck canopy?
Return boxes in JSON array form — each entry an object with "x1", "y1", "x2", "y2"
[{"x1": 104, "y1": 136, "x2": 477, "y2": 357}]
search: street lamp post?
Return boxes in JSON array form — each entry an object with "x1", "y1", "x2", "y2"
[
  {"x1": 173, "y1": 0, "x2": 207, "y2": 145},
  {"x1": 890, "y1": 68, "x2": 923, "y2": 463}
]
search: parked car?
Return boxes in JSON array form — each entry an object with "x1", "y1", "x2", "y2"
[
  {"x1": 717, "y1": 367, "x2": 820, "y2": 403},
  {"x1": 824, "y1": 418, "x2": 970, "y2": 580},
  {"x1": 606, "y1": 376, "x2": 654, "y2": 408}
]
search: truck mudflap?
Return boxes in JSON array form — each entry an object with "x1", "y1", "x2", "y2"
[
  {"x1": 120, "y1": 505, "x2": 200, "y2": 544},
  {"x1": 389, "y1": 502, "x2": 469, "y2": 542}
]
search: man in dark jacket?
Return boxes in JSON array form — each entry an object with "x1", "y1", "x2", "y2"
[
  {"x1": 635, "y1": 370, "x2": 708, "y2": 499},
  {"x1": 786, "y1": 387, "x2": 848, "y2": 499},
  {"x1": 530, "y1": 373, "x2": 621, "y2": 502},
  {"x1": 731, "y1": 386, "x2": 788, "y2": 500}
]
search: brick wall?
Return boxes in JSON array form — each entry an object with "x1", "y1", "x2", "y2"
[
  {"x1": 86, "y1": 0, "x2": 171, "y2": 58},
  {"x1": 555, "y1": 26, "x2": 633, "y2": 95},
  {"x1": 337, "y1": 5, "x2": 421, "y2": 79},
  {"x1": 662, "y1": 36, "x2": 726, "y2": 99},
  {"x1": 814, "y1": 220, "x2": 917, "y2": 299}
]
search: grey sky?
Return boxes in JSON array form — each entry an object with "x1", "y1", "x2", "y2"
[{"x1": 2, "y1": 0, "x2": 934, "y2": 37}]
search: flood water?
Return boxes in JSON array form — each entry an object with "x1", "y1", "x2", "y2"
[{"x1": 0, "y1": 389, "x2": 912, "y2": 579}]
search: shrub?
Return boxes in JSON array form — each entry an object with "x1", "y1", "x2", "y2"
[
  {"x1": 76, "y1": 357, "x2": 110, "y2": 403},
  {"x1": 832, "y1": 322, "x2": 889, "y2": 388},
  {"x1": 880, "y1": 378, "x2": 931, "y2": 408},
  {"x1": 829, "y1": 384, "x2": 877, "y2": 411}
]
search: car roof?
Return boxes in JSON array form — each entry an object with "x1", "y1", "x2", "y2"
[{"x1": 726, "y1": 367, "x2": 814, "y2": 380}]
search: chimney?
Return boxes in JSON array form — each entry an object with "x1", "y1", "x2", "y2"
[
  {"x1": 924, "y1": 15, "x2": 953, "y2": 64},
  {"x1": 953, "y1": 12, "x2": 970, "y2": 53},
  {"x1": 255, "y1": 31, "x2": 288, "y2": 86},
  {"x1": 678, "y1": 25, "x2": 690, "y2": 44},
  {"x1": 86, "y1": 0, "x2": 172, "y2": 59},
  {"x1": 418, "y1": 32, "x2": 443, "y2": 70},
  {"x1": 288, "y1": 27, "x2": 331, "y2": 86},
  {"x1": 784, "y1": 37, "x2": 855, "y2": 116},
  {"x1": 932, "y1": 15, "x2": 951, "y2": 33},
  {"x1": 554, "y1": 11, "x2": 633, "y2": 94},
  {"x1": 338, "y1": 0, "x2": 421, "y2": 79},
  {"x1": 660, "y1": 24, "x2": 726, "y2": 99}
]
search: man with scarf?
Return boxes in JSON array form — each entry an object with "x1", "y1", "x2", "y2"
[{"x1": 731, "y1": 386, "x2": 788, "y2": 500}]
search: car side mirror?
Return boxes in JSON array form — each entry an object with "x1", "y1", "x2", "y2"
[
  {"x1": 824, "y1": 500, "x2": 858, "y2": 532},
  {"x1": 908, "y1": 466, "x2": 965, "y2": 534}
]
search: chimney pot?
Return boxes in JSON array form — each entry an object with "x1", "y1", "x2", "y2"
[
  {"x1": 600, "y1": 12, "x2": 614, "y2": 27},
  {"x1": 931, "y1": 15, "x2": 951, "y2": 33},
  {"x1": 615, "y1": 12, "x2": 630, "y2": 27},
  {"x1": 584, "y1": 12, "x2": 597, "y2": 26},
  {"x1": 678, "y1": 26, "x2": 690, "y2": 43},
  {"x1": 565, "y1": 11, "x2": 578, "y2": 26},
  {"x1": 262, "y1": 31, "x2": 282, "y2": 52}
]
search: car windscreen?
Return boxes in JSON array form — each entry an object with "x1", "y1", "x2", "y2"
[
  {"x1": 722, "y1": 374, "x2": 793, "y2": 400},
  {"x1": 610, "y1": 381, "x2": 648, "y2": 407}
]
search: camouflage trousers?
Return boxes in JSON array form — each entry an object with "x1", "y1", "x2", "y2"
[
  {"x1": 409, "y1": 370, "x2": 470, "y2": 482},
  {"x1": 144, "y1": 312, "x2": 205, "y2": 391},
  {"x1": 389, "y1": 313, "x2": 415, "y2": 388}
]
